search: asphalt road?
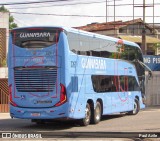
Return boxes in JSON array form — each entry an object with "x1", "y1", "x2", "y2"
[{"x1": 0, "y1": 106, "x2": 160, "y2": 140}]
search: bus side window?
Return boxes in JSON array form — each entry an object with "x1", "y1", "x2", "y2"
[{"x1": 128, "y1": 77, "x2": 140, "y2": 91}]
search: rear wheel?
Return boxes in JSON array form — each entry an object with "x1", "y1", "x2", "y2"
[
  {"x1": 79, "y1": 103, "x2": 91, "y2": 126},
  {"x1": 128, "y1": 99, "x2": 140, "y2": 115},
  {"x1": 92, "y1": 101, "x2": 102, "y2": 124}
]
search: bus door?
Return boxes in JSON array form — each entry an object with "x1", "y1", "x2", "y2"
[{"x1": 10, "y1": 28, "x2": 63, "y2": 108}]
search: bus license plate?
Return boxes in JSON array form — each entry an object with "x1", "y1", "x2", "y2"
[{"x1": 31, "y1": 113, "x2": 40, "y2": 117}]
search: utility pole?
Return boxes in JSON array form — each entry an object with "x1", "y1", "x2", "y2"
[
  {"x1": 114, "y1": 0, "x2": 116, "y2": 36},
  {"x1": 133, "y1": 0, "x2": 135, "y2": 36},
  {"x1": 134, "y1": 0, "x2": 153, "y2": 54},
  {"x1": 114, "y1": 0, "x2": 115, "y2": 22},
  {"x1": 106, "y1": 0, "x2": 108, "y2": 22},
  {"x1": 141, "y1": 0, "x2": 146, "y2": 54},
  {"x1": 153, "y1": 0, "x2": 155, "y2": 32}
]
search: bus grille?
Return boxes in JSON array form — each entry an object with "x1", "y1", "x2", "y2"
[{"x1": 14, "y1": 67, "x2": 57, "y2": 92}]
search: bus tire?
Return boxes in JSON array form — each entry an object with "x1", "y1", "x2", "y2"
[
  {"x1": 79, "y1": 103, "x2": 91, "y2": 126},
  {"x1": 92, "y1": 101, "x2": 102, "y2": 124},
  {"x1": 128, "y1": 99, "x2": 140, "y2": 115}
]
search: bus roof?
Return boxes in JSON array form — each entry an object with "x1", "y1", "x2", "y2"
[
  {"x1": 12, "y1": 26, "x2": 141, "y2": 49},
  {"x1": 64, "y1": 27, "x2": 140, "y2": 49}
]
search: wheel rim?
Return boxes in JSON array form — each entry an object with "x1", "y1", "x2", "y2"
[
  {"x1": 133, "y1": 101, "x2": 137, "y2": 114},
  {"x1": 95, "y1": 105, "x2": 101, "y2": 121},
  {"x1": 85, "y1": 105, "x2": 91, "y2": 123}
]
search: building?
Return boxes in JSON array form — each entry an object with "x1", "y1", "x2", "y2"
[
  {"x1": 0, "y1": 12, "x2": 9, "y2": 67},
  {"x1": 0, "y1": 12, "x2": 9, "y2": 113},
  {"x1": 75, "y1": 18, "x2": 160, "y2": 55}
]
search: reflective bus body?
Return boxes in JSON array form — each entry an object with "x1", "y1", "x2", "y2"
[{"x1": 8, "y1": 27, "x2": 145, "y2": 126}]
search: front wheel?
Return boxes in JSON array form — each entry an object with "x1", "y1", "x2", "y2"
[
  {"x1": 79, "y1": 103, "x2": 91, "y2": 126},
  {"x1": 128, "y1": 99, "x2": 140, "y2": 115}
]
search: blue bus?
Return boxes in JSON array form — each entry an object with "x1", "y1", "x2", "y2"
[{"x1": 8, "y1": 26, "x2": 145, "y2": 126}]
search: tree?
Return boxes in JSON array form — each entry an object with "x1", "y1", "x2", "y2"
[{"x1": 0, "y1": 5, "x2": 18, "y2": 29}]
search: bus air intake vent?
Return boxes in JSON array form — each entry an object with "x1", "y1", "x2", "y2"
[{"x1": 14, "y1": 67, "x2": 57, "y2": 92}]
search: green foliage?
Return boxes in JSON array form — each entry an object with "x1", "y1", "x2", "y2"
[
  {"x1": 0, "y1": 5, "x2": 9, "y2": 12},
  {"x1": 0, "y1": 5, "x2": 18, "y2": 29},
  {"x1": 9, "y1": 22, "x2": 18, "y2": 29},
  {"x1": 9, "y1": 15, "x2": 14, "y2": 23},
  {"x1": 0, "y1": 58, "x2": 7, "y2": 67},
  {"x1": 155, "y1": 43, "x2": 160, "y2": 48}
]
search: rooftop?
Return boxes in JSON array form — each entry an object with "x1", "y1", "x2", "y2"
[{"x1": 75, "y1": 18, "x2": 154, "y2": 32}]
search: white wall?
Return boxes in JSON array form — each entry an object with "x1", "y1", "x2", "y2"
[{"x1": 0, "y1": 67, "x2": 8, "y2": 78}]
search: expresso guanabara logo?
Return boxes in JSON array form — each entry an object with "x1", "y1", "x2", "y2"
[
  {"x1": 19, "y1": 32, "x2": 50, "y2": 38},
  {"x1": 81, "y1": 58, "x2": 106, "y2": 70}
]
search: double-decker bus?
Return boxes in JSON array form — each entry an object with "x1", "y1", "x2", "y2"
[{"x1": 8, "y1": 26, "x2": 145, "y2": 126}]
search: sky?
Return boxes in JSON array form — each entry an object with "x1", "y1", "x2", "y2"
[{"x1": 1, "y1": 0, "x2": 160, "y2": 27}]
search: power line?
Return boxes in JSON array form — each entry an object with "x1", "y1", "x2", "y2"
[
  {"x1": 10, "y1": 12, "x2": 160, "y2": 18},
  {"x1": 106, "y1": 3, "x2": 160, "y2": 7},
  {"x1": 10, "y1": 12, "x2": 105, "y2": 17},
  {"x1": 6, "y1": 0, "x2": 124, "y2": 9},
  {"x1": 0, "y1": 0, "x2": 75, "y2": 6},
  {"x1": 8, "y1": 0, "x2": 155, "y2": 12},
  {"x1": 8, "y1": 1, "x2": 107, "y2": 9},
  {"x1": 14, "y1": 17, "x2": 31, "y2": 26},
  {"x1": 6, "y1": 1, "x2": 160, "y2": 9},
  {"x1": 1, "y1": 0, "x2": 121, "y2": 6}
]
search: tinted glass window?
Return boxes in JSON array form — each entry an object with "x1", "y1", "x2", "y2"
[
  {"x1": 11, "y1": 28, "x2": 61, "y2": 48},
  {"x1": 68, "y1": 32, "x2": 143, "y2": 63},
  {"x1": 68, "y1": 32, "x2": 119, "y2": 58},
  {"x1": 128, "y1": 46, "x2": 136, "y2": 61},
  {"x1": 68, "y1": 32, "x2": 145, "y2": 93},
  {"x1": 91, "y1": 75, "x2": 113, "y2": 92},
  {"x1": 91, "y1": 75, "x2": 140, "y2": 93}
]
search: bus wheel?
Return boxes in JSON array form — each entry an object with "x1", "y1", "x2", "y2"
[
  {"x1": 79, "y1": 103, "x2": 91, "y2": 126},
  {"x1": 128, "y1": 99, "x2": 140, "y2": 115},
  {"x1": 92, "y1": 101, "x2": 102, "y2": 124}
]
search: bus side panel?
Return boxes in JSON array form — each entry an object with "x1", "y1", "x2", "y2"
[
  {"x1": 68, "y1": 74, "x2": 87, "y2": 119},
  {"x1": 63, "y1": 35, "x2": 87, "y2": 119},
  {"x1": 128, "y1": 91, "x2": 134, "y2": 111},
  {"x1": 85, "y1": 74, "x2": 113, "y2": 115}
]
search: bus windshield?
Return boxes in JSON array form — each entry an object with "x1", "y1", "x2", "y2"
[{"x1": 11, "y1": 28, "x2": 60, "y2": 49}]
